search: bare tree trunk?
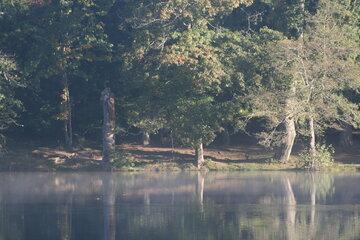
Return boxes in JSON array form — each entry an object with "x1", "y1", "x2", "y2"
[
  {"x1": 340, "y1": 124, "x2": 353, "y2": 149},
  {"x1": 309, "y1": 118, "x2": 316, "y2": 155},
  {"x1": 141, "y1": 130, "x2": 150, "y2": 146},
  {"x1": 280, "y1": 117, "x2": 296, "y2": 163},
  {"x1": 102, "y1": 88, "x2": 116, "y2": 170},
  {"x1": 309, "y1": 117, "x2": 316, "y2": 169},
  {"x1": 61, "y1": 72, "x2": 73, "y2": 149},
  {"x1": 195, "y1": 141, "x2": 204, "y2": 169}
]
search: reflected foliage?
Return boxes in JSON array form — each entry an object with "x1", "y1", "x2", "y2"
[{"x1": 0, "y1": 172, "x2": 359, "y2": 239}]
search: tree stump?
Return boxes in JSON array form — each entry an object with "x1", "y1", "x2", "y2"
[{"x1": 102, "y1": 87, "x2": 116, "y2": 170}]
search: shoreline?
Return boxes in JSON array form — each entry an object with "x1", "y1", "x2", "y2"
[{"x1": 1, "y1": 144, "x2": 359, "y2": 172}]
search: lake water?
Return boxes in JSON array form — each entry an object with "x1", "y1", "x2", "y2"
[{"x1": 0, "y1": 172, "x2": 359, "y2": 240}]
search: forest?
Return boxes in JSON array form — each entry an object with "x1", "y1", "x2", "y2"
[{"x1": 0, "y1": 0, "x2": 359, "y2": 171}]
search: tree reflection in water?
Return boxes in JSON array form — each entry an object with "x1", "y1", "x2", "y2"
[
  {"x1": 0, "y1": 172, "x2": 359, "y2": 240},
  {"x1": 57, "y1": 189, "x2": 73, "y2": 240},
  {"x1": 282, "y1": 176, "x2": 296, "y2": 240},
  {"x1": 195, "y1": 172, "x2": 205, "y2": 213},
  {"x1": 309, "y1": 173, "x2": 316, "y2": 240},
  {"x1": 102, "y1": 174, "x2": 116, "y2": 240}
]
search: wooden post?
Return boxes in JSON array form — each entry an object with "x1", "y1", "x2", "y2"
[{"x1": 102, "y1": 87, "x2": 116, "y2": 170}]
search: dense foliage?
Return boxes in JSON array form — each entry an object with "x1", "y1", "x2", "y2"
[
  {"x1": 0, "y1": 0, "x2": 359, "y2": 164},
  {"x1": 0, "y1": 53, "x2": 22, "y2": 149}
]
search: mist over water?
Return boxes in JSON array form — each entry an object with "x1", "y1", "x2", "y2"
[{"x1": 0, "y1": 172, "x2": 359, "y2": 240}]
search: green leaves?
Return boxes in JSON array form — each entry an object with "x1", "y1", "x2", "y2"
[
  {"x1": 252, "y1": 0, "x2": 360, "y2": 147},
  {"x1": 0, "y1": 0, "x2": 358, "y2": 155},
  {"x1": 0, "y1": 53, "x2": 23, "y2": 147},
  {"x1": 122, "y1": 0, "x2": 300, "y2": 148}
]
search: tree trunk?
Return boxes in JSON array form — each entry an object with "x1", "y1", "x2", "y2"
[
  {"x1": 195, "y1": 141, "x2": 204, "y2": 169},
  {"x1": 141, "y1": 130, "x2": 150, "y2": 146},
  {"x1": 309, "y1": 117, "x2": 316, "y2": 154},
  {"x1": 300, "y1": 0, "x2": 305, "y2": 38},
  {"x1": 102, "y1": 88, "x2": 116, "y2": 170},
  {"x1": 278, "y1": 0, "x2": 304, "y2": 163},
  {"x1": 221, "y1": 129, "x2": 230, "y2": 146},
  {"x1": 159, "y1": 129, "x2": 166, "y2": 146},
  {"x1": 309, "y1": 117, "x2": 316, "y2": 169},
  {"x1": 340, "y1": 124, "x2": 353, "y2": 149},
  {"x1": 280, "y1": 118, "x2": 296, "y2": 163},
  {"x1": 61, "y1": 72, "x2": 73, "y2": 149}
]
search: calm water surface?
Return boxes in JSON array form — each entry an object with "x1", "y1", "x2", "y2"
[{"x1": 0, "y1": 172, "x2": 359, "y2": 240}]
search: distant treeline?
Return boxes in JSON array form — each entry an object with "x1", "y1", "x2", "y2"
[{"x1": 0, "y1": 0, "x2": 359, "y2": 165}]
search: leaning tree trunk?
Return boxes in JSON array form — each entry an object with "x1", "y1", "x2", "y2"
[
  {"x1": 279, "y1": 117, "x2": 296, "y2": 163},
  {"x1": 60, "y1": 72, "x2": 73, "y2": 149},
  {"x1": 309, "y1": 117, "x2": 316, "y2": 168},
  {"x1": 195, "y1": 141, "x2": 204, "y2": 169},
  {"x1": 279, "y1": 80, "x2": 297, "y2": 163},
  {"x1": 278, "y1": 0, "x2": 305, "y2": 163},
  {"x1": 340, "y1": 124, "x2": 353, "y2": 149},
  {"x1": 102, "y1": 88, "x2": 116, "y2": 170}
]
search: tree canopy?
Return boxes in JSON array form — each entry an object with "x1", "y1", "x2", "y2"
[{"x1": 0, "y1": 0, "x2": 359, "y2": 166}]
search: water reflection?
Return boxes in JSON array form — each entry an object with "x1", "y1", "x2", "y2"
[
  {"x1": 102, "y1": 175, "x2": 116, "y2": 240},
  {"x1": 57, "y1": 190, "x2": 73, "y2": 240},
  {"x1": 0, "y1": 172, "x2": 359, "y2": 240},
  {"x1": 195, "y1": 172, "x2": 205, "y2": 212},
  {"x1": 309, "y1": 173, "x2": 316, "y2": 240},
  {"x1": 282, "y1": 176, "x2": 296, "y2": 240}
]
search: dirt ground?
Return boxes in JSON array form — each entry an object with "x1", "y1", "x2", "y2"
[
  {"x1": 121, "y1": 144, "x2": 272, "y2": 163},
  {"x1": 1, "y1": 143, "x2": 359, "y2": 171}
]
